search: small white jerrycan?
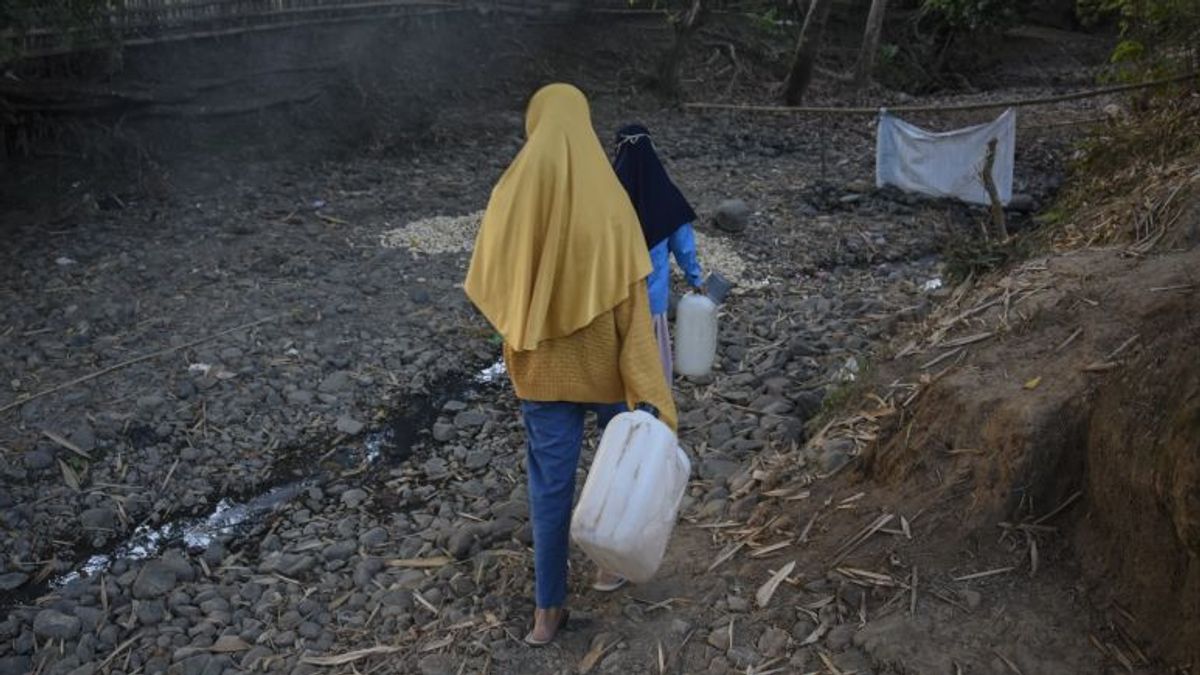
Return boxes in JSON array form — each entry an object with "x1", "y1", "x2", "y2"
[
  {"x1": 571, "y1": 411, "x2": 691, "y2": 583},
  {"x1": 674, "y1": 292, "x2": 718, "y2": 377}
]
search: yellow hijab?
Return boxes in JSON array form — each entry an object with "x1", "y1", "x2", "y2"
[{"x1": 465, "y1": 84, "x2": 651, "y2": 352}]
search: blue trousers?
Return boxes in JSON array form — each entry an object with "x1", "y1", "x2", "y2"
[{"x1": 520, "y1": 400, "x2": 627, "y2": 608}]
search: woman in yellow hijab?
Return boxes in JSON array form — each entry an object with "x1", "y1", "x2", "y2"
[{"x1": 465, "y1": 83, "x2": 677, "y2": 645}]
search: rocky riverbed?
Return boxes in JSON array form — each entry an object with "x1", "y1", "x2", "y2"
[{"x1": 0, "y1": 35, "x2": 1116, "y2": 673}]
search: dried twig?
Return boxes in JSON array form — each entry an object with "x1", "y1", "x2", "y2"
[
  {"x1": 910, "y1": 566, "x2": 918, "y2": 615},
  {"x1": 1034, "y1": 491, "x2": 1082, "y2": 525},
  {"x1": 831, "y1": 513, "x2": 894, "y2": 565},
  {"x1": 301, "y1": 646, "x2": 403, "y2": 666},
  {"x1": 953, "y1": 567, "x2": 1014, "y2": 582},
  {"x1": 0, "y1": 314, "x2": 284, "y2": 415}
]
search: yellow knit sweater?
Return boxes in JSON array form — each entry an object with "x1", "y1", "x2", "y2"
[{"x1": 504, "y1": 280, "x2": 678, "y2": 431}]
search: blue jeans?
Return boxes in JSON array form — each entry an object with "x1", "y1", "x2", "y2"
[{"x1": 520, "y1": 400, "x2": 627, "y2": 608}]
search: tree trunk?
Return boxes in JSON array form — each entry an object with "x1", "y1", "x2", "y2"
[
  {"x1": 853, "y1": 0, "x2": 889, "y2": 88},
  {"x1": 655, "y1": 0, "x2": 704, "y2": 98},
  {"x1": 782, "y1": 0, "x2": 833, "y2": 105}
]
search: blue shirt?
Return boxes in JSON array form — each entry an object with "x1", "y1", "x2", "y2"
[{"x1": 647, "y1": 223, "x2": 703, "y2": 315}]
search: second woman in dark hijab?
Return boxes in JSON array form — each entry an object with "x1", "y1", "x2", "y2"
[{"x1": 613, "y1": 124, "x2": 704, "y2": 382}]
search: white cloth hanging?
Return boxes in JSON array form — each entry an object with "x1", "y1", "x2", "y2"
[{"x1": 875, "y1": 108, "x2": 1016, "y2": 206}]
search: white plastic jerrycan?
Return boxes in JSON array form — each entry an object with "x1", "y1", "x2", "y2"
[
  {"x1": 571, "y1": 410, "x2": 691, "y2": 583},
  {"x1": 674, "y1": 292, "x2": 718, "y2": 377}
]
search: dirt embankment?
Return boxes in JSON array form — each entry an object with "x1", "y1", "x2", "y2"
[{"x1": 855, "y1": 208, "x2": 1200, "y2": 667}]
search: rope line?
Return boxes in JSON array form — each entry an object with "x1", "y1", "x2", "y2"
[{"x1": 683, "y1": 71, "x2": 1199, "y2": 116}]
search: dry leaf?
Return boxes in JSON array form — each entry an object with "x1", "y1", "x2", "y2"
[
  {"x1": 210, "y1": 635, "x2": 250, "y2": 653},
  {"x1": 756, "y1": 560, "x2": 796, "y2": 608},
  {"x1": 59, "y1": 460, "x2": 81, "y2": 491},
  {"x1": 43, "y1": 430, "x2": 91, "y2": 460},
  {"x1": 1023, "y1": 376, "x2": 1042, "y2": 390}
]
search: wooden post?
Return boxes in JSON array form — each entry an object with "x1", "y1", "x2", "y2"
[
  {"x1": 782, "y1": 0, "x2": 833, "y2": 105},
  {"x1": 853, "y1": 0, "x2": 888, "y2": 88},
  {"x1": 979, "y1": 138, "x2": 1008, "y2": 241}
]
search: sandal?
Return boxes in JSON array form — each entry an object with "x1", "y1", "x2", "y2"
[{"x1": 524, "y1": 608, "x2": 570, "y2": 646}]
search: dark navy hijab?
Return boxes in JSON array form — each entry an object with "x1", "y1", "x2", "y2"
[{"x1": 612, "y1": 124, "x2": 697, "y2": 249}]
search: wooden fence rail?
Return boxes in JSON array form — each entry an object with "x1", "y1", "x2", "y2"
[{"x1": 2, "y1": 0, "x2": 583, "y2": 61}]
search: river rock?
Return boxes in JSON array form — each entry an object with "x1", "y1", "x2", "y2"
[
  {"x1": 447, "y1": 527, "x2": 477, "y2": 560},
  {"x1": 464, "y1": 448, "x2": 492, "y2": 470},
  {"x1": 0, "y1": 657, "x2": 31, "y2": 675},
  {"x1": 0, "y1": 572, "x2": 28, "y2": 591},
  {"x1": 73, "y1": 607, "x2": 103, "y2": 632},
  {"x1": 432, "y1": 422, "x2": 456, "y2": 443},
  {"x1": 453, "y1": 410, "x2": 487, "y2": 430},
  {"x1": 359, "y1": 527, "x2": 388, "y2": 548},
  {"x1": 715, "y1": 199, "x2": 751, "y2": 233},
  {"x1": 133, "y1": 561, "x2": 178, "y2": 599},
  {"x1": 33, "y1": 609, "x2": 81, "y2": 640},
  {"x1": 136, "y1": 599, "x2": 166, "y2": 625},
  {"x1": 319, "y1": 371, "x2": 352, "y2": 394},
  {"x1": 23, "y1": 450, "x2": 54, "y2": 472},
  {"x1": 758, "y1": 627, "x2": 790, "y2": 658},
  {"x1": 322, "y1": 540, "x2": 356, "y2": 561},
  {"x1": 341, "y1": 489, "x2": 368, "y2": 509},
  {"x1": 418, "y1": 654, "x2": 454, "y2": 675},
  {"x1": 334, "y1": 415, "x2": 365, "y2": 435},
  {"x1": 826, "y1": 623, "x2": 856, "y2": 651},
  {"x1": 80, "y1": 507, "x2": 117, "y2": 531}
]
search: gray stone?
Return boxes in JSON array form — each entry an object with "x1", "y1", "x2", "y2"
[
  {"x1": 133, "y1": 561, "x2": 178, "y2": 599},
  {"x1": 322, "y1": 540, "x2": 356, "y2": 561},
  {"x1": 341, "y1": 489, "x2": 368, "y2": 509},
  {"x1": 432, "y1": 423, "x2": 456, "y2": 443},
  {"x1": 319, "y1": 371, "x2": 352, "y2": 394},
  {"x1": 137, "y1": 599, "x2": 167, "y2": 625},
  {"x1": 826, "y1": 623, "x2": 855, "y2": 651},
  {"x1": 68, "y1": 425, "x2": 97, "y2": 454},
  {"x1": 73, "y1": 607, "x2": 104, "y2": 632},
  {"x1": 418, "y1": 654, "x2": 454, "y2": 675},
  {"x1": 33, "y1": 609, "x2": 82, "y2": 640},
  {"x1": 422, "y1": 457, "x2": 449, "y2": 479},
  {"x1": 727, "y1": 646, "x2": 759, "y2": 668},
  {"x1": 453, "y1": 410, "x2": 487, "y2": 430},
  {"x1": 699, "y1": 458, "x2": 740, "y2": 482},
  {"x1": 334, "y1": 415, "x2": 365, "y2": 435},
  {"x1": 137, "y1": 394, "x2": 166, "y2": 412},
  {"x1": 240, "y1": 647, "x2": 272, "y2": 670},
  {"x1": 353, "y1": 558, "x2": 384, "y2": 589},
  {"x1": 23, "y1": 450, "x2": 54, "y2": 471},
  {"x1": 176, "y1": 654, "x2": 214, "y2": 675},
  {"x1": 287, "y1": 390, "x2": 314, "y2": 406},
  {"x1": 757, "y1": 627, "x2": 790, "y2": 658},
  {"x1": 359, "y1": 527, "x2": 388, "y2": 548},
  {"x1": 715, "y1": 198, "x2": 751, "y2": 233},
  {"x1": 0, "y1": 572, "x2": 28, "y2": 591},
  {"x1": 80, "y1": 507, "x2": 117, "y2": 531},
  {"x1": 0, "y1": 657, "x2": 31, "y2": 675},
  {"x1": 447, "y1": 528, "x2": 477, "y2": 560},
  {"x1": 464, "y1": 449, "x2": 492, "y2": 471}
]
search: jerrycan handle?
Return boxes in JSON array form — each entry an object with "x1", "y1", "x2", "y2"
[{"x1": 635, "y1": 402, "x2": 660, "y2": 420}]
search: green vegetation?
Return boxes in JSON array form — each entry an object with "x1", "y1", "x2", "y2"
[{"x1": 1077, "y1": 0, "x2": 1200, "y2": 76}]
